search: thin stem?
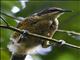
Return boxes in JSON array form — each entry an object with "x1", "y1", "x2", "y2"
[
  {"x1": 0, "y1": 16, "x2": 9, "y2": 26},
  {"x1": 0, "y1": 25, "x2": 80, "y2": 49},
  {"x1": 57, "y1": 30, "x2": 80, "y2": 35},
  {"x1": 65, "y1": 43, "x2": 80, "y2": 49},
  {"x1": 0, "y1": 11, "x2": 23, "y2": 21},
  {"x1": 0, "y1": 25, "x2": 23, "y2": 34}
]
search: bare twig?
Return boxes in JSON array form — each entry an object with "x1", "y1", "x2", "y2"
[
  {"x1": 0, "y1": 25, "x2": 23, "y2": 34},
  {"x1": 0, "y1": 16, "x2": 9, "y2": 26},
  {"x1": 57, "y1": 30, "x2": 80, "y2": 35},
  {"x1": 0, "y1": 25, "x2": 80, "y2": 49},
  {"x1": 0, "y1": 11, "x2": 23, "y2": 21}
]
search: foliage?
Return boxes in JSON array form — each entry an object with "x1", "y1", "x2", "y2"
[{"x1": 0, "y1": 0, "x2": 80, "y2": 60}]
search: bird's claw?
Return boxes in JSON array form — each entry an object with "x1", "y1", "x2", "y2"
[
  {"x1": 17, "y1": 30, "x2": 29, "y2": 43},
  {"x1": 58, "y1": 40, "x2": 66, "y2": 45},
  {"x1": 21, "y1": 30, "x2": 29, "y2": 38},
  {"x1": 49, "y1": 40, "x2": 66, "y2": 47}
]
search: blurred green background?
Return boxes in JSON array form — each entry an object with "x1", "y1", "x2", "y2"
[{"x1": 0, "y1": 0, "x2": 80, "y2": 60}]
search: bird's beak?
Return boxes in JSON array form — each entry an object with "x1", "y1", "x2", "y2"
[{"x1": 61, "y1": 9, "x2": 72, "y2": 12}]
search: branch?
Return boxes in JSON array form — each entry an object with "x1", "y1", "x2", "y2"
[
  {"x1": 0, "y1": 11, "x2": 23, "y2": 21},
  {"x1": 0, "y1": 16, "x2": 9, "y2": 26},
  {"x1": 0, "y1": 25, "x2": 80, "y2": 49},
  {"x1": 0, "y1": 25, "x2": 23, "y2": 34},
  {"x1": 57, "y1": 30, "x2": 80, "y2": 35}
]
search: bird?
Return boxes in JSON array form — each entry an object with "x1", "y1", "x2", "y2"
[{"x1": 7, "y1": 7, "x2": 72, "y2": 60}]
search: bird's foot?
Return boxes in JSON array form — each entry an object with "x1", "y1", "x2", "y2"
[
  {"x1": 58, "y1": 40, "x2": 66, "y2": 45},
  {"x1": 49, "y1": 40, "x2": 66, "y2": 47},
  {"x1": 17, "y1": 30, "x2": 29, "y2": 43}
]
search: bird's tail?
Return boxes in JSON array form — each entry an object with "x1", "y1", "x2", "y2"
[{"x1": 10, "y1": 54, "x2": 26, "y2": 60}]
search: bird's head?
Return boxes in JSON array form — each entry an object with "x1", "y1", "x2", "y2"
[{"x1": 35, "y1": 7, "x2": 72, "y2": 19}]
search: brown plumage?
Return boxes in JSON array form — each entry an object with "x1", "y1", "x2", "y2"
[{"x1": 8, "y1": 7, "x2": 71, "y2": 60}]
